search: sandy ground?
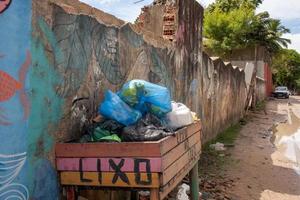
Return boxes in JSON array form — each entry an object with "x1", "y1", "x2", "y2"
[
  {"x1": 199, "y1": 96, "x2": 300, "y2": 200},
  {"x1": 227, "y1": 96, "x2": 300, "y2": 200}
]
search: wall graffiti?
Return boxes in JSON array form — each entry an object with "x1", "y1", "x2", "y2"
[
  {"x1": 60, "y1": 159, "x2": 159, "y2": 187},
  {"x1": 0, "y1": 51, "x2": 31, "y2": 125},
  {"x1": 0, "y1": 152, "x2": 29, "y2": 200},
  {"x1": 0, "y1": 0, "x2": 32, "y2": 199},
  {"x1": 0, "y1": 0, "x2": 246, "y2": 199},
  {"x1": 0, "y1": 0, "x2": 11, "y2": 14},
  {"x1": 0, "y1": 70, "x2": 22, "y2": 102},
  {"x1": 57, "y1": 157, "x2": 159, "y2": 187},
  {"x1": 52, "y1": 6, "x2": 126, "y2": 89}
]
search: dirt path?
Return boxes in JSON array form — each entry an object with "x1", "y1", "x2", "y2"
[{"x1": 199, "y1": 96, "x2": 300, "y2": 200}]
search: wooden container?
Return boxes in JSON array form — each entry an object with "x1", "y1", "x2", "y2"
[{"x1": 55, "y1": 121, "x2": 201, "y2": 200}]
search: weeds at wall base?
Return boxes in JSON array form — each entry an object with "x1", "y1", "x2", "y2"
[{"x1": 199, "y1": 121, "x2": 244, "y2": 177}]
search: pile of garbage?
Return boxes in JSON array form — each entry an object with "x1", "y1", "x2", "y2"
[{"x1": 80, "y1": 80, "x2": 196, "y2": 143}]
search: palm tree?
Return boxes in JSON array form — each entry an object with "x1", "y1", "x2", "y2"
[{"x1": 246, "y1": 12, "x2": 291, "y2": 54}]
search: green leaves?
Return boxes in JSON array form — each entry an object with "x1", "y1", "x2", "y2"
[
  {"x1": 272, "y1": 49, "x2": 300, "y2": 90},
  {"x1": 204, "y1": 5, "x2": 254, "y2": 56},
  {"x1": 204, "y1": 0, "x2": 290, "y2": 57},
  {"x1": 207, "y1": 0, "x2": 262, "y2": 13}
]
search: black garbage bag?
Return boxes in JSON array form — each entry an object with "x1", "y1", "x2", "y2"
[
  {"x1": 122, "y1": 114, "x2": 174, "y2": 142},
  {"x1": 80, "y1": 119, "x2": 124, "y2": 143},
  {"x1": 86, "y1": 120, "x2": 124, "y2": 136}
]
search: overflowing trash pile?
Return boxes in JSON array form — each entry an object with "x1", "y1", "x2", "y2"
[{"x1": 80, "y1": 80, "x2": 197, "y2": 143}]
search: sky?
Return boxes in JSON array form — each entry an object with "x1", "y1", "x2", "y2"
[{"x1": 79, "y1": 0, "x2": 300, "y2": 52}]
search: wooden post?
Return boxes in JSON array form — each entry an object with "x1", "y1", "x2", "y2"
[
  {"x1": 150, "y1": 189, "x2": 159, "y2": 200},
  {"x1": 189, "y1": 161, "x2": 199, "y2": 200},
  {"x1": 66, "y1": 186, "x2": 76, "y2": 200}
]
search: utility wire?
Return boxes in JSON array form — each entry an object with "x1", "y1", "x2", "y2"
[{"x1": 133, "y1": 0, "x2": 145, "y2": 4}]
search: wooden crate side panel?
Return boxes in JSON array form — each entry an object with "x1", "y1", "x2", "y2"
[
  {"x1": 56, "y1": 143, "x2": 161, "y2": 158},
  {"x1": 159, "y1": 155, "x2": 200, "y2": 199},
  {"x1": 60, "y1": 172, "x2": 160, "y2": 188},
  {"x1": 160, "y1": 122, "x2": 201, "y2": 155},
  {"x1": 161, "y1": 131, "x2": 200, "y2": 170},
  {"x1": 161, "y1": 141, "x2": 201, "y2": 185},
  {"x1": 56, "y1": 157, "x2": 162, "y2": 172}
]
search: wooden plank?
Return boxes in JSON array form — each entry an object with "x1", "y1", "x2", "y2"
[
  {"x1": 159, "y1": 121, "x2": 201, "y2": 156},
  {"x1": 60, "y1": 172, "x2": 160, "y2": 188},
  {"x1": 160, "y1": 155, "x2": 200, "y2": 199},
  {"x1": 161, "y1": 131, "x2": 200, "y2": 170},
  {"x1": 150, "y1": 189, "x2": 159, "y2": 200},
  {"x1": 56, "y1": 122, "x2": 201, "y2": 158},
  {"x1": 161, "y1": 141, "x2": 201, "y2": 185},
  {"x1": 57, "y1": 157, "x2": 162, "y2": 172},
  {"x1": 56, "y1": 142, "x2": 162, "y2": 158}
]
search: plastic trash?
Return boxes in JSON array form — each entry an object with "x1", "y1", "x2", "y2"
[
  {"x1": 210, "y1": 142, "x2": 226, "y2": 151},
  {"x1": 98, "y1": 134, "x2": 121, "y2": 143},
  {"x1": 138, "y1": 191, "x2": 150, "y2": 200},
  {"x1": 122, "y1": 114, "x2": 174, "y2": 142},
  {"x1": 118, "y1": 80, "x2": 172, "y2": 117},
  {"x1": 80, "y1": 120, "x2": 124, "y2": 143},
  {"x1": 165, "y1": 102, "x2": 194, "y2": 129},
  {"x1": 99, "y1": 90, "x2": 142, "y2": 126},
  {"x1": 92, "y1": 127, "x2": 112, "y2": 141},
  {"x1": 176, "y1": 183, "x2": 190, "y2": 200}
]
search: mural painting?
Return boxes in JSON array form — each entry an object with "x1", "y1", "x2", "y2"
[
  {"x1": 0, "y1": 0, "x2": 31, "y2": 199},
  {"x1": 0, "y1": 51, "x2": 31, "y2": 125},
  {"x1": 0, "y1": 0, "x2": 11, "y2": 14},
  {"x1": 0, "y1": 0, "x2": 246, "y2": 199},
  {"x1": 0, "y1": 153, "x2": 28, "y2": 200}
]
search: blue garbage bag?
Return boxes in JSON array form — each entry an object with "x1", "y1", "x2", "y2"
[
  {"x1": 118, "y1": 80, "x2": 172, "y2": 117},
  {"x1": 99, "y1": 90, "x2": 142, "y2": 126}
]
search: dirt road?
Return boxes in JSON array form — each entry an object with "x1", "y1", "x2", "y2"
[{"x1": 199, "y1": 96, "x2": 300, "y2": 200}]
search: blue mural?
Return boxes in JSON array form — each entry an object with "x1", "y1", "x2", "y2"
[
  {"x1": 0, "y1": 1, "x2": 60, "y2": 199},
  {"x1": 0, "y1": 0, "x2": 32, "y2": 199}
]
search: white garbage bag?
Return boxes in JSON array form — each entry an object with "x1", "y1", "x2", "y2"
[
  {"x1": 210, "y1": 142, "x2": 226, "y2": 151},
  {"x1": 166, "y1": 102, "x2": 194, "y2": 129},
  {"x1": 176, "y1": 183, "x2": 190, "y2": 200}
]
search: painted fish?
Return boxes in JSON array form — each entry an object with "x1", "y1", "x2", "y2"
[
  {"x1": 0, "y1": 0, "x2": 11, "y2": 14},
  {"x1": 0, "y1": 51, "x2": 31, "y2": 124},
  {"x1": 0, "y1": 70, "x2": 22, "y2": 102}
]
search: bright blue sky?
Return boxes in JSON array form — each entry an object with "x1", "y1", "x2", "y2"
[{"x1": 79, "y1": 0, "x2": 300, "y2": 52}]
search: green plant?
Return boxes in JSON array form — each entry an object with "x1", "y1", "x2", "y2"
[
  {"x1": 204, "y1": 0, "x2": 290, "y2": 57},
  {"x1": 272, "y1": 49, "x2": 300, "y2": 91}
]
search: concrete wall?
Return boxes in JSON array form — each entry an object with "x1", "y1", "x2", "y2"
[
  {"x1": 201, "y1": 53, "x2": 246, "y2": 142},
  {"x1": 230, "y1": 60, "x2": 265, "y2": 78},
  {"x1": 231, "y1": 60, "x2": 270, "y2": 101},
  {"x1": 228, "y1": 46, "x2": 271, "y2": 62},
  {"x1": 231, "y1": 60, "x2": 268, "y2": 102},
  {"x1": 229, "y1": 46, "x2": 273, "y2": 100},
  {"x1": 0, "y1": 0, "x2": 246, "y2": 199},
  {"x1": 256, "y1": 77, "x2": 267, "y2": 102}
]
